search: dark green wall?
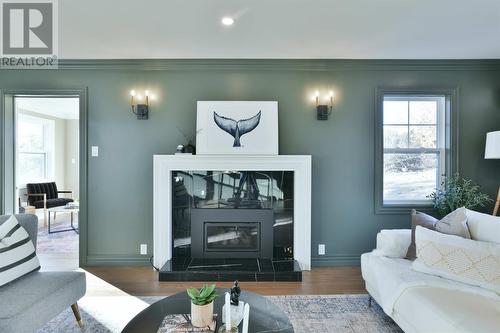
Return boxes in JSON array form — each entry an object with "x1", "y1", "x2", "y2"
[{"x1": 1, "y1": 60, "x2": 499, "y2": 266}]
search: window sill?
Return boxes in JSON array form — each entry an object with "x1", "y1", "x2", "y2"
[{"x1": 375, "y1": 203, "x2": 436, "y2": 215}]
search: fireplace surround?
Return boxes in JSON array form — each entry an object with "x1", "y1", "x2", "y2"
[{"x1": 153, "y1": 155, "x2": 311, "y2": 281}]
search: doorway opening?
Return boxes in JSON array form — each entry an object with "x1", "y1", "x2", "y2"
[{"x1": 15, "y1": 96, "x2": 80, "y2": 269}]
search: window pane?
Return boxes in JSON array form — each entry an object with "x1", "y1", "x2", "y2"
[
  {"x1": 18, "y1": 121, "x2": 44, "y2": 152},
  {"x1": 384, "y1": 126, "x2": 408, "y2": 148},
  {"x1": 383, "y1": 100, "x2": 408, "y2": 124},
  {"x1": 409, "y1": 126, "x2": 437, "y2": 148},
  {"x1": 383, "y1": 153, "x2": 438, "y2": 202},
  {"x1": 18, "y1": 153, "x2": 45, "y2": 184},
  {"x1": 409, "y1": 101, "x2": 437, "y2": 124}
]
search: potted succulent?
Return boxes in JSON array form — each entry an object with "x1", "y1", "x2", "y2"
[
  {"x1": 187, "y1": 284, "x2": 218, "y2": 327},
  {"x1": 428, "y1": 173, "x2": 492, "y2": 217}
]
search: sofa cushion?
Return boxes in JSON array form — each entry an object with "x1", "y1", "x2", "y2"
[
  {"x1": 465, "y1": 209, "x2": 500, "y2": 244},
  {"x1": 0, "y1": 215, "x2": 40, "y2": 287},
  {"x1": 406, "y1": 209, "x2": 438, "y2": 259},
  {"x1": 413, "y1": 226, "x2": 500, "y2": 293},
  {"x1": 0, "y1": 271, "x2": 86, "y2": 332},
  {"x1": 394, "y1": 286, "x2": 500, "y2": 333}
]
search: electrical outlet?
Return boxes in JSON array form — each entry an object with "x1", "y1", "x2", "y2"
[
  {"x1": 91, "y1": 146, "x2": 99, "y2": 157},
  {"x1": 140, "y1": 244, "x2": 148, "y2": 255},
  {"x1": 318, "y1": 244, "x2": 326, "y2": 255}
]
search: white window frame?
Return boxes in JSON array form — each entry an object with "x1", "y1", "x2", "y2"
[
  {"x1": 16, "y1": 114, "x2": 55, "y2": 187},
  {"x1": 374, "y1": 88, "x2": 458, "y2": 215},
  {"x1": 382, "y1": 96, "x2": 446, "y2": 205}
]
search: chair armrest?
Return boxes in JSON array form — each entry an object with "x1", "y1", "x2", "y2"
[
  {"x1": 371, "y1": 229, "x2": 411, "y2": 258},
  {"x1": 25, "y1": 193, "x2": 47, "y2": 199}
]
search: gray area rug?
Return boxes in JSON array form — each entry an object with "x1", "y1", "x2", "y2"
[
  {"x1": 37, "y1": 215, "x2": 79, "y2": 254},
  {"x1": 38, "y1": 294, "x2": 402, "y2": 333}
]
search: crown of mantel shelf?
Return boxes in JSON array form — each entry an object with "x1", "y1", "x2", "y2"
[{"x1": 153, "y1": 154, "x2": 312, "y2": 170}]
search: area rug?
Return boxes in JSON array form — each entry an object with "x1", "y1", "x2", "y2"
[
  {"x1": 37, "y1": 216, "x2": 79, "y2": 254},
  {"x1": 38, "y1": 294, "x2": 402, "y2": 333}
]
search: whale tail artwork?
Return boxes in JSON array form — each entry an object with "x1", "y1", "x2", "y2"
[{"x1": 213, "y1": 111, "x2": 261, "y2": 147}]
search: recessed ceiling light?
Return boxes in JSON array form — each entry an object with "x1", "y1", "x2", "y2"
[{"x1": 222, "y1": 17, "x2": 234, "y2": 26}]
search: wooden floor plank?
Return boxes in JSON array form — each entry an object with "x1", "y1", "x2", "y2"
[{"x1": 84, "y1": 266, "x2": 366, "y2": 296}]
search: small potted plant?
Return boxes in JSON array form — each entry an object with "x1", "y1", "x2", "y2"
[{"x1": 187, "y1": 284, "x2": 218, "y2": 327}]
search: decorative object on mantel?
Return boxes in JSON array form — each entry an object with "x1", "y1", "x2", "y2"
[
  {"x1": 176, "y1": 126, "x2": 196, "y2": 155},
  {"x1": 187, "y1": 284, "x2": 219, "y2": 328},
  {"x1": 313, "y1": 90, "x2": 335, "y2": 120},
  {"x1": 427, "y1": 173, "x2": 492, "y2": 217},
  {"x1": 129, "y1": 89, "x2": 153, "y2": 120},
  {"x1": 485, "y1": 130, "x2": 500, "y2": 215},
  {"x1": 196, "y1": 101, "x2": 278, "y2": 155}
]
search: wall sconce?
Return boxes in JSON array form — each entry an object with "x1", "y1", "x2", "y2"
[
  {"x1": 130, "y1": 90, "x2": 150, "y2": 120},
  {"x1": 315, "y1": 90, "x2": 334, "y2": 120}
]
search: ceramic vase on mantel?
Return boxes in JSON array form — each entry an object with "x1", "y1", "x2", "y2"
[{"x1": 191, "y1": 301, "x2": 214, "y2": 327}]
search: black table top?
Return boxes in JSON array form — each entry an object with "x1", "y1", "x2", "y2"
[{"x1": 122, "y1": 288, "x2": 294, "y2": 333}]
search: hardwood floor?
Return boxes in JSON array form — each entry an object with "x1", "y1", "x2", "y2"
[{"x1": 84, "y1": 266, "x2": 366, "y2": 296}]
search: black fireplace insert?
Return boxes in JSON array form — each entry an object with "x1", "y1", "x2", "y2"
[{"x1": 191, "y1": 208, "x2": 274, "y2": 258}]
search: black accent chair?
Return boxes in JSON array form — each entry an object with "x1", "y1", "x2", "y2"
[{"x1": 25, "y1": 182, "x2": 73, "y2": 227}]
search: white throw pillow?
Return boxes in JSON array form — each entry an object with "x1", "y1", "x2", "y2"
[
  {"x1": 435, "y1": 207, "x2": 471, "y2": 239},
  {"x1": 465, "y1": 209, "x2": 500, "y2": 244},
  {"x1": 0, "y1": 215, "x2": 40, "y2": 287},
  {"x1": 372, "y1": 229, "x2": 411, "y2": 258},
  {"x1": 413, "y1": 226, "x2": 500, "y2": 294}
]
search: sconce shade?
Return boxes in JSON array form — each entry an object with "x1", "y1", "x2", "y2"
[{"x1": 485, "y1": 131, "x2": 500, "y2": 159}]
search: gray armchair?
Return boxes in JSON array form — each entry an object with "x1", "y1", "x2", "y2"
[{"x1": 0, "y1": 214, "x2": 86, "y2": 332}]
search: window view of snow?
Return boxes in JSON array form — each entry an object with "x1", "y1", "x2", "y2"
[{"x1": 382, "y1": 97, "x2": 445, "y2": 203}]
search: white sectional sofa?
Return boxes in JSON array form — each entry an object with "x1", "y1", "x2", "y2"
[{"x1": 361, "y1": 210, "x2": 500, "y2": 333}]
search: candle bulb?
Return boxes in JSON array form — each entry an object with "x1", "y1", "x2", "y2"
[
  {"x1": 242, "y1": 303, "x2": 250, "y2": 333},
  {"x1": 130, "y1": 90, "x2": 135, "y2": 105},
  {"x1": 225, "y1": 292, "x2": 231, "y2": 332},
  {"x1": 315, "y1": 91, "x2": 319, "y2": 106}
]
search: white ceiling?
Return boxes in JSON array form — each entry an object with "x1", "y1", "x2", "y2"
[
  {"x1": 16, "y1": 98, "x2": 79, "y2": 120},
  {"x1": 59, "y1": 0, "x2": 500, "y2": 59}
]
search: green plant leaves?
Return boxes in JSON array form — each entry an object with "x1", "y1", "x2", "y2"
[
  {"x1": 428, "y1": 173, "x2": 492, "y2": 217},
  {"x1": 186, "y1": 284, "x2": 218, "y2": 306}
]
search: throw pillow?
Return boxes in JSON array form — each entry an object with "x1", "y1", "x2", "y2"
[
  {"x1": 406, "y1": 209, "x2": 438, "y2": 260},
  {"x1": 435, "y1": 207, "x2": 471, "y2": 239},
  {"x1": 0, "y1": 215, "x2": 40, "y2": 287},
  {"x1": 413, "y1": 226, "x2": 500, "y2": 294},
  {"x1": 372, "y1": 229, "x2": 411, "y2": 258},
  {"x1": 465, "y1": 209, "x2": 500, "y2": 245}
]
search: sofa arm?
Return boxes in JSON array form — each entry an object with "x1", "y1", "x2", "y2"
[{"x1": 371, "y1": 229, "x2": 411, "y2": 258}]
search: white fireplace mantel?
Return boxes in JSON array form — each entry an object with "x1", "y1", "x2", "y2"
[{"x1": 153, "y1": 154, "x2": 312, "y2": 270}]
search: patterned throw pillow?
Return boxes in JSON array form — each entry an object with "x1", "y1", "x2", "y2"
[
  {"x1": 413, "y1": 226, "x2": 500, "y2": 294},
  {"x1": 0, "y1": 215, "x2": 40, "y2": 287}
]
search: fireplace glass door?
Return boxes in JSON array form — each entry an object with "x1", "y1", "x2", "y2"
[{"x1": 205, "y1": 222, "x2": 260, "y2": 252}]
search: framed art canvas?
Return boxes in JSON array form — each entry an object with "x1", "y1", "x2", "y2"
[{"x1": 196, "y1": 101, "x2": 278, "y2": 155}]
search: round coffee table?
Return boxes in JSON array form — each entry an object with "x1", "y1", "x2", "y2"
[{"x1": 122, "y1": 288, "x2": 294, "y2": 333}]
